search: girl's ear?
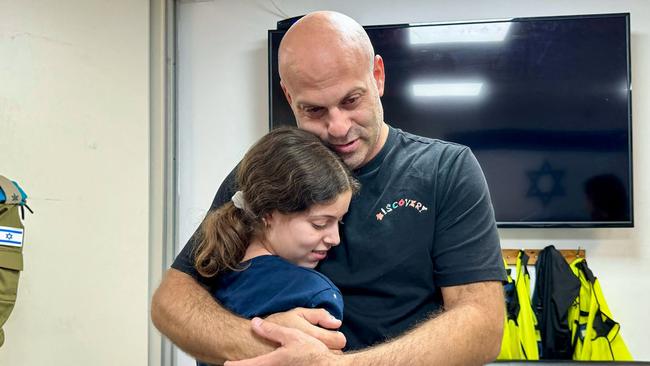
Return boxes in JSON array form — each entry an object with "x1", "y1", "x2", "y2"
[{"x1": 262, "y1": 212, "x2": 274, "y2": 229}]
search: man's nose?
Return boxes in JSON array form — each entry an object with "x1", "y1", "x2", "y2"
[{"x1": 327, "y1": 108, "x2": 352, "y2": 139}]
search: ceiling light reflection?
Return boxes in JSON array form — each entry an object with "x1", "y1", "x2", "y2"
[
  {"x1": 409, "y1": 22, "x2": 512, "y2": 44},
  {"x1": 412, "y1": 82, "x2": 484, "y2": 97}
]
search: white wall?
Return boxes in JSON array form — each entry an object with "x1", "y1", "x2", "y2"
[
  {"x1": 177, "y1": 0, "x2": 650, "y2": 362},
  {"x1": 0, "y1": 1, "x2": 150, "y2": 364}
]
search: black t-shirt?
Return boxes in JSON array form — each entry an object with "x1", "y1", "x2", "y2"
[{"x1": 172, "y1": 126, "x2": 505, "y2": 350}]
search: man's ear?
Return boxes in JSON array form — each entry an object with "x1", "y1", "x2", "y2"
[
  {"x1": 373, "y1": 55, "x2": 386, "y2": 97},
  {"x1": 280, "y1": 80, "x2": 293, "y2": 105}
]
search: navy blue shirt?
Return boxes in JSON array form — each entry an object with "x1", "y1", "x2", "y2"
[
  {"x1": 210, "y1": 255, "x2": 343, "y2": 320},
  {"x1": 196, "y1": 255, "x2": 343, "y2": 366}
]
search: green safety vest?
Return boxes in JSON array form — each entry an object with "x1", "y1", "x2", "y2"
[
  {"x1": 0, "y1": 175, "x2": 26, "y2": 347},
  {"x1": 568, "y1": 258, "x2": 632, "y2": 361},
  {"x1": 497, "y1": 251, "x2": 540, "y2": 360}
]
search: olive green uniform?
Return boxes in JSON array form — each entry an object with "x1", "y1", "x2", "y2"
[{"x1": 0, "y1": 175, "x2": 26, "y2": 347}]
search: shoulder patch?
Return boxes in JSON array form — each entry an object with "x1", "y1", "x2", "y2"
[{"x1": 0, "y1": 226, "x2": 23, "y2": 247}]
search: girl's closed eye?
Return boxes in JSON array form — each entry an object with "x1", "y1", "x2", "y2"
[{"x1": 312, "y1": 221, "x2": 328, "y2": 229}]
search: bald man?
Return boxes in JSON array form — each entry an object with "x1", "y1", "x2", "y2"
[{"x1": 152, "y1": 11, "x2": 505, "y2": 366}]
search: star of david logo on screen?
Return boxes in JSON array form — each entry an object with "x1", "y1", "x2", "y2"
[{"x1": 526, "y1": 161, "x2": 565, "y2": 206}]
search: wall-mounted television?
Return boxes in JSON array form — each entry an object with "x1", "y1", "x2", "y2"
[{"x1": 268, "y1": 13, "x2": 633, "y2": 228}]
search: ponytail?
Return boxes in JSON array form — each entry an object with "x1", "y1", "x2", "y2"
[{"x1": 193, "y1": 202, "x2": 258, "y2": 277}]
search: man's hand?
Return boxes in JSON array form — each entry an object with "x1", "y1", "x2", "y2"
[
  {"x1": 265, "y1": 307, "x2": 346, "y2": 351},
  {"x1": 225, "y1": 317, "x2": 346, "y2": 366}
]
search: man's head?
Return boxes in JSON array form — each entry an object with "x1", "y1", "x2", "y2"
[{"x1": 278, "y1": 11, "x2": 388, "y2": 170}]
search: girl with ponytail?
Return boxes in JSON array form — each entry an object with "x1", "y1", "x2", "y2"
[{"x1": 192, "y1": 127, "x2": 359, "y2": 334}]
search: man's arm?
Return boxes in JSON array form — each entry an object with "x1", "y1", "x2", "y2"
[
  {"x1": 151, "y1": 269, "x2": 346, "y2": 364},
  {"x1": 226, "y1": 280, "x2": 504, "y2": 366},
  {"x1": 151, "y1": 269, "x2": 272, "y2": 364},
  {"x1": 344, "y1": 281, "x2": 504, "y2": 365}
]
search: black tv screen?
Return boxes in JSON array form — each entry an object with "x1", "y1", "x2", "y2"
[{"x1": 268, "y1": 13, "x2": 633, "y2": 228}]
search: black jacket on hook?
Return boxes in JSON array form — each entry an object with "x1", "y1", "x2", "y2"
[{"x1": 532, "y1": 245, "x2": 581, "y2": 359}]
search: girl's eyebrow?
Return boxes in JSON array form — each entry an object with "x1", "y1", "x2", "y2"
[{"x1": 308, "y1": 214, "x2": 339, "y2": 219}]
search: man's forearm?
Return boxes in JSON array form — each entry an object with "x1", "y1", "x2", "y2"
[
  {"x1": 151, "y1": 269, "x2": 274, "y2": 364},
  {"x1": 343, "y1": 281, "x2": 504, "y2": 366}
]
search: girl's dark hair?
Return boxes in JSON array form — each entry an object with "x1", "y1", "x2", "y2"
[{"x1": 193, "y1": 127, "x2": 360, "y2": 277}]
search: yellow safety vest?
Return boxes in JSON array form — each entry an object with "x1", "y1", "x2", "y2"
[
  {"x1": 498, "y1": 257, "x2": 520, "y2": 360},
  {"x1": 514, "y1": 250, "x2": 540, "y2": 359},
  {"x1": 497, "y1": 251, "x2": 540, "y2": 360},
  {"x1": 568, "y1": 258, "x2": 632, "y2": 361}
]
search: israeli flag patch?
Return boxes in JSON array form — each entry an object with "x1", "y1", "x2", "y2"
[{"x1": 0, "y1": 226, "x2": 23, "y2": 247}]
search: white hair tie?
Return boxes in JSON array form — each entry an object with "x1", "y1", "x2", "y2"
[{"x1": 231, "y1": 191, "x2": 248, "y2": 211}]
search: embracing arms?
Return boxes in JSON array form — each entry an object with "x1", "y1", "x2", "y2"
[
  {"x1": 343, "y1": 280, "x2": 504, "y2": 366},
  {"x1": 151, "y1": 269, "x2": 346, "y2": 364},
  {"x1": 226, "y1": 280, "x2": 504, "y2": 366},
  {"x1": 151, "y1": 269, "x2": 273, "y2": 364}
]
